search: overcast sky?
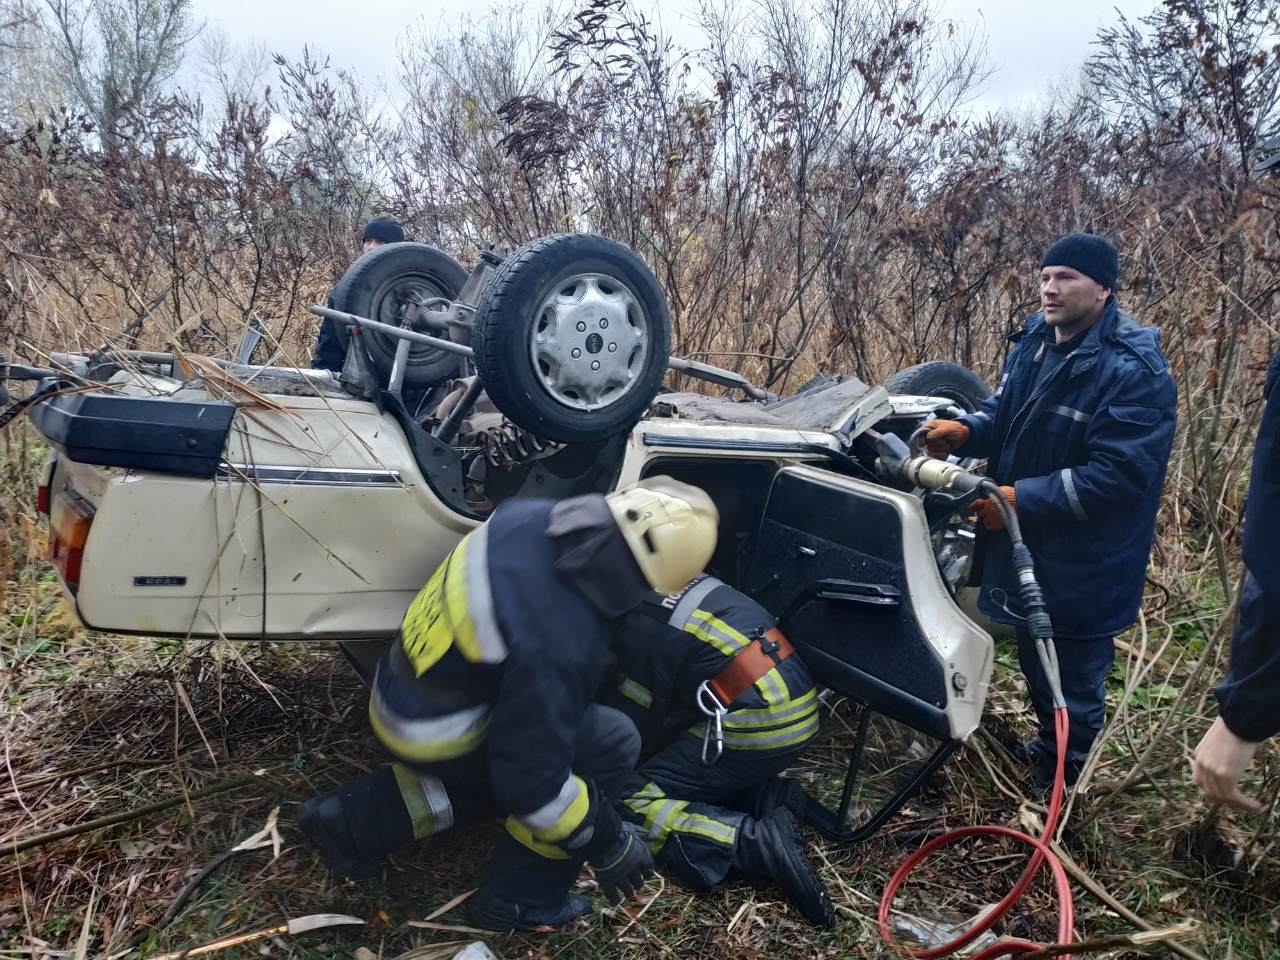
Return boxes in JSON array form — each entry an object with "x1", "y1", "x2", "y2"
[{"x1": 187, "y1": 0, "x2": 1156, "y2": 116}]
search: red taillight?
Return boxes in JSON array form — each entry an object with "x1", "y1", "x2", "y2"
[
  {"x1": 37, "y1": 457, "x2": 55, "y2": 515},
  {"x1": 48, "y1": 491, "x2": 94, "y2": 590}
]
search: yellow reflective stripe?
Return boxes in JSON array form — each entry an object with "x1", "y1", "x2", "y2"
[
  {"x1": 625, "y1": 793, "x2": 736, "y2": 847},
  {"x1": 369, "y1": 693, "x2": 490, "y2": 763},
  {"x1": 505, "y1": 816, "x2": 570, "y2": 859},
  {"x1": 673, "y1": 811, "x2": 737, "y2": 846},
  {"x1": 521, "y1": 775, "x2": 591, "y2": 844},
  {"x1": 446, "y1": 537, "x2": 480, "y2": 661},
  {"x1": 722, "y1": 712, "x2": 821, "y2": 750},
  {"x1": 392, "y1": 763, "x2": 435, "y2": 840},
  {"x1": 400, "y1": 547, "x2": 458, "y2": 675},
  {"x1": 722, "y1": 689, "x2": 819, "y2": 729},
  {"x1": 685, "y1": 610, "x2": 751, "y2": 657},
  {"x1": 618, "y1": 677, "x2": 653, "y2": 708},
  {"x1": 755, "y1": 665, "x2": 788, "y2": 706}
]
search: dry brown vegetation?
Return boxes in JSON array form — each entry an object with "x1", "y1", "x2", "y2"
[{"x1": 3, "y1": 0, "x2": 1280, "y2": 957}]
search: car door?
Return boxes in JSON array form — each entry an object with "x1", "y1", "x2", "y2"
[{"x1": 742, "y1": 464, "x2": 992, "y2": 742}]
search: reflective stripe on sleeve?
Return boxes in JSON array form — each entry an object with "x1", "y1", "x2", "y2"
[
  {"x1": 370, "y1": 684, "x2": 490, "y2": 763},
  {"x1": 685, "y1": 611, "x2": 751, "y2": 657},
  {"x1": 518, "y1": 774, "x2": 591, "y2": 844},
  {"x1": 618, "y1": 677, "x2": 654, "y2": 708},
  {"x1": 1061, "y1": 468, "x2": 1088, "y2": 520},
  {"x1": 505, "y1": 817, "x2": 570, "y2": 859}
]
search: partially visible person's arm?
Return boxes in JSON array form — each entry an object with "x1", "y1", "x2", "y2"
[{"x1": 1193, "y1": 717, "x2": 1263, "y2": 812}]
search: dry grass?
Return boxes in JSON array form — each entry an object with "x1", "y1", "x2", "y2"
[{"x1": 2, "y1": 420, "x2": 1278, "y2": 960}]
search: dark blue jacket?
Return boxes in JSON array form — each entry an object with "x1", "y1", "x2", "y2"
[
  {"x1": 1214, "y1": 348, "x2": 1280, "y2": 742},
  {"x1": 1241, "y1": 349, "x2": 1280, "y2": 596},
  {"x1": 957, "y1": 300, "x2": 1177, "y2": 638}
]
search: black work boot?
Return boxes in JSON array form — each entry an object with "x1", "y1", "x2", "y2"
[
  {"x1": 731, "y1": 808, "x2": 835, "y2": 928},
  {"x1": 467, "y1": 890, "x2": 592, "y2": 932},
  {"x1": 735, "y1": 778, "x2": 810, "y2": 822},
  {"x1": 297, "y1": 794, "x2": 382, "y2": 880},
  {"x1": 296, "y1": 766, "x2": 416, "y2": 880}
]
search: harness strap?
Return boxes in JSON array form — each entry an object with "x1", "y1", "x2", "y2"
[{"x1": 707, "y1": 627, "x2": 794, "y2": 707}]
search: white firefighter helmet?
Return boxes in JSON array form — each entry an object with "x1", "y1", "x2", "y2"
[{"x1": 606, "y1": 476, "x2": 719, "y2": 596}]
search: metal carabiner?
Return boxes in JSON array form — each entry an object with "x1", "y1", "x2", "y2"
[{"x1": 696, "y1": 680, "x2": 726, "y2": 766}]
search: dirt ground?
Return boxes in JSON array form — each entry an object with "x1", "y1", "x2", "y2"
[{"x1": 2, "y1": 620, "x2": 1276, "y2": 960}]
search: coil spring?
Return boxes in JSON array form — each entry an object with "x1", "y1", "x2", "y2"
[{"x1": 479, "y1": 421, "x2": 559, "y2": 470}]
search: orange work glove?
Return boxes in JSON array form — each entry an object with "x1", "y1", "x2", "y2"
[
  {"x1": 974, "y1": 485, "x2": 1016, "y2": 531},
  {"x1": 921, "y1": 419, "x2": 971, "y2": 459}
]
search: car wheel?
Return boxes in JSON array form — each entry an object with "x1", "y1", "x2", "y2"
[
  {"x1": 884, "y1": 361, "x2": 990, "y2": 413},
  {"x1": 330, "y1": 242, "x2": 469, "y2": 388},
  {"x1": 471, "y1": 234, "x2": 671, "y2": 444}
]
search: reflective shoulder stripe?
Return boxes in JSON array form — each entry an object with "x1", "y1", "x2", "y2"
[
  {"x1": 369, "y1": 681, "x2": 491, "y2": 763},
  {"x1": 618, "y1": 677, "x2": 654, "y2": 708},
  {"x1": 1047, "y1": 404, "x2": 1091, "y2": 424},
  {"x1": 461, "y1": 523, "x2": 506, "y2": 663},
  {"x1": 518, "y1": 774, "x2": 590, "y2": 844},
  {"x1": 668, "y1": 575, "x2": 722, "y2": 628},
  {"x1": 1061, "y1": 468, "x2": 1088, "y2": 520}
]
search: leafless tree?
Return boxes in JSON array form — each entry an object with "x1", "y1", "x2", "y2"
[{"x1": 42, "y1": 0, "x2": 201, "y2": 149}]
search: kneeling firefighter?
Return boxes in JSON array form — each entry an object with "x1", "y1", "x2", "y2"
[
  {"x1": 603, "y1": 575, "x2": 835, "y2": 927},
  {"x1": 298, "y1": 478, "x2": 719, "y2": 932}
]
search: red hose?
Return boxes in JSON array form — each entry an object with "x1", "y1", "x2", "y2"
[{"x1": 877, "y1": 707, "x2": 1075, "y2": 958}]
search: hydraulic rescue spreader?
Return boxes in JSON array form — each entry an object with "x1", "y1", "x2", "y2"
[{"x1": 871, "y1": 430, "x2": 1077, "y2": 959}]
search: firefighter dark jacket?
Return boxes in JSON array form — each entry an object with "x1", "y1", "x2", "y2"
[
  {"x1": 608, "y1": 575, "x2": 819, "y2": 755},
  {"x1": 369, "y1": 496, "x2": 643, "y2": 855}
]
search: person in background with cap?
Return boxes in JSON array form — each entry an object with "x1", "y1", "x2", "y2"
[
  {"x1": 919, "y1": 233, "x2": 1177, "y2": 789},
  {"x1": 312, "y1": 215, "x2": 406, "y2": 372},
  {"x1": 297, "y1": 476, "x2": 719, "y2": 932}
]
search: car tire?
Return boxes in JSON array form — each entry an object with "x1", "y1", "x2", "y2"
[
  {"x1": 330, "y1": 242, "x2": 469, "y2": 388},
  {"x1": 884, "y1": 361, "x2": 991, "y2": 413},
  {"x1": 472, "y1": 234, "x2": 671, "y2": 444}
]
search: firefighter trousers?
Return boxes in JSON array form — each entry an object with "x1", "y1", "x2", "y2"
[
  {"x1": 620, "y1": 732, "x2": 803, "y2": 892},
  {"x1": 339, "y1": 704, "x2": 640, "y2": 906}
]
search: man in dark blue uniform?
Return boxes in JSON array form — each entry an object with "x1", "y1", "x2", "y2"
[
  {"x1": 297, "y1": 477, "x2": 719, "y2": 931},
  {"x1": 922, "y1": 233, "x2": 1178, "y2": 787},
  {"x1": 605, "y1": 575, "x2": 834, "y2": 927},
  {"x1": 1193, "y1": 348, "x2": 1280, "y2": 811}
]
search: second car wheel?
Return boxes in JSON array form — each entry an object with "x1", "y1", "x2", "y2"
[
  {"x1": 471, "y1": 234, "x2": 671, "y2": 444},
  {"x1": 330, "y1": 242, "x2": 469, "y2": 388},
  {"x1": 884, "y1": 361, "x2": 991, "y2": 413}
]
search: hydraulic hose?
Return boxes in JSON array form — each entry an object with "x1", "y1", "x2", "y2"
[{"x1": 877, "y1": 482, "x2": 1075, "y2": 958}]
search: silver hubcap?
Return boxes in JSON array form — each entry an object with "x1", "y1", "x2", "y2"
[{"x1": 530, "y1": 273, "x2": 649, "y2": 411}]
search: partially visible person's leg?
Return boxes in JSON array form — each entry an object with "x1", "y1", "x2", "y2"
[
  {"x1": 1017, "y1": 628, "x2": 1115, "y2": 786},
  {"x1": 621, "y1": 734, "x2": 832, "y2": 926}
]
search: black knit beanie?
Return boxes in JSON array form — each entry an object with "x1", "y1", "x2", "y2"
[
  {"x1": 362, "y1": 215, "x2": 405, "y2": 244},
  {"x1": 1041, "y1": 233, "x2": 1118, "y2": 290}
]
